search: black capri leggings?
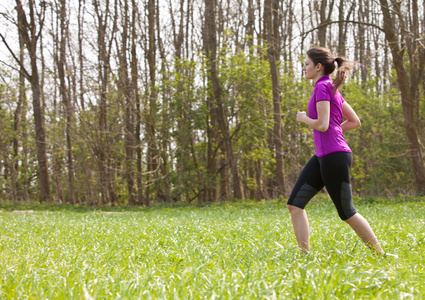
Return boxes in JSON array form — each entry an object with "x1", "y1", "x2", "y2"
[{"x1": 287, "y1": 152, "x2": 357, "y2": 220}]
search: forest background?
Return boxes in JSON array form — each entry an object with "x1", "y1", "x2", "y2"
[{"x1": 0, "y1": 0, "x2": 424, "y2": 206}]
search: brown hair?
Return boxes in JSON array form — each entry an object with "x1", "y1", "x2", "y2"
[{"x1": 306, "y1": 47, "x2": 356, "y2": 92}]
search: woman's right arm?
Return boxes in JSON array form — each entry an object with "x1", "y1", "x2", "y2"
[{"x1": 341, "y1": 101, "x2": 361, "y2": 131}]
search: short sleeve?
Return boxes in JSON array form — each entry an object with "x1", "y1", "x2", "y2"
[{"x1": 315, "y1": 82, "x2": 331, "y2": 102}]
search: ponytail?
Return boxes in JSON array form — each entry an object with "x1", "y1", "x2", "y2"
[{"x1": 333, "y1": 57, "x2": 356, "y2": 92}]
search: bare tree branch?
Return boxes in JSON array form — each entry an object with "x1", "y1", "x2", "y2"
[
  {"x1": 0, "y1": 32, "x2": 31, "y2": 80},
  {"x1": 301, "y1": 19, "x2": 384, "y2": 39}
]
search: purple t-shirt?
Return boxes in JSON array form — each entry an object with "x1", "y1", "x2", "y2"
[{"x1": 307, "y1": 75, "x2": 351, "y2": 157}]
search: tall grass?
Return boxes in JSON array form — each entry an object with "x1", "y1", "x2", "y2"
[{"x1": 1, "y1": 197, "x2": 424, "y2": 299}]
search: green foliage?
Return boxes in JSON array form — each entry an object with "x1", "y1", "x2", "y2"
[
  {"x1": 219, "y1": 48, "x2": 276, "y2": 185},
  {"x1": 342, "y1": 79, "x2": 413, "y2": 196},
  {"x1": 281, "y1": 72, "x2": 315, "y2": 184},
  {"x1": 0, "y1": 43, "x2": 420, "y2": 204},
  {"x1": 160, "y1": 57, "x2": 211, "y2": 201},
  {"x1": 0, "y1": 77, "x2": 38, "y2": 201},
  {"x1": 1, "y1": 199, "x2": 424, "y2": 298}
]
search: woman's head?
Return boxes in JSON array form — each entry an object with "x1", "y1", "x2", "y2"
[{"x1": 306, "y1": 47, "x2": 355, "y2": 91}]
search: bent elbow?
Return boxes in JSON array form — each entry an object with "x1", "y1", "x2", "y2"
[
  {"x1": 318, "y1": 124, "x2": 329, "y2": 132},
  {"x1": 356, "y1": 118, "x2": 361, "y2": 128}
]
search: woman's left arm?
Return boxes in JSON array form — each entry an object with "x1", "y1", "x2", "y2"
[
  {"x1": 297, "y1": 101, "x2": 330, "y2": 132},
  {"x1": 341, "y1": 101, "x2": 361, "y2": 131}
]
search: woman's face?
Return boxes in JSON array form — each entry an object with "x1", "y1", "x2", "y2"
[{"x1": 303, "y1": 55, "x2": 322, "y2": 81}]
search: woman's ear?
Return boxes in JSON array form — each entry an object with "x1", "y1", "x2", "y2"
[{"x1": 316, "y1": 63, "x2": 323, "y2": 72}]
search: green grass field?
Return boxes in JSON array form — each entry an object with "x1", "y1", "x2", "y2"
[{"x1": 1, "y1": 196, "x2": 424, "y2": 299}]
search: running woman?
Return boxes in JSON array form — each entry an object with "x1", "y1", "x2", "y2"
[{"x1": 287, "y1": 47, "x2": 385, "y2": 255}]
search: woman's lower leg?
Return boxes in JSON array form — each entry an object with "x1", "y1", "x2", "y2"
[
  {"x1": 345, "y1": 213, "x2": 384, "y2": 255},
  {"x1": 288, "y1": 205, "x2": 310, "y2": 253}
]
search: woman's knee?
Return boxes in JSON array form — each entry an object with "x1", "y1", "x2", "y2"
[
  {"x1": 287, "y1": 204, "x2": 304, "y2": 215},
  {"x1": 336, "y1": 204, "x2": 357, "y2": 221},
  {"x1": 343, "y1": 212, "x2": 359, "y2": 224}
]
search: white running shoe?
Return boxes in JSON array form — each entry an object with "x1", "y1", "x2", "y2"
[{"x1": 384, "y1": 253, "x2": 399, "y2": 259}]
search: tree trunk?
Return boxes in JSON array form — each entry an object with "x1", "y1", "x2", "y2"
[
  {"x1": 337, "y1": 0, "x2": 345, "y2": 55},
  {"x1": 145, "y1": 0, "x2": 159, "y2": 204},
  {"x1": 204, "y1": 0, "x2": 244, "y2": 200},
  {"x1": 94, "y1": 0, "x2": 117, "y2": 205},
  {"x1": 118, "y1": 0, "x2": 136, "y2": 204},
  {"x1": 246, "y1": 0, "x2": 254, "y2": 53},
  {"x1": 156, "y1": 3, "x2": 172, "y2": 202},
  {"x1": 379, "y1": 0, "x2": 425, "y2": 194},
  {"x1": 204, "y1": 30, "x2": 219, "y2": 202},
  {"x1": 318, "y1": 0, "x2": 327, "y2": 46},
  {"x1": 131, "y1": 0, "x2": 143, "y2": 205},
  {"x1": 265, "y1": 0, "x2": 286, "y2": 197},
  {"x1": 12, "y1": 19, "x2": 27, "y2": 201},
  {"x1": 78, "y1": 0, "x2": 85, "y2": 111},
  {"x1": 16, "y1": 0, "x2": 51, "y2": 202},
  {"x1": 57, "y1": 0, "x2": 75, "y2": 204},
  {"x1": 171, "y1": 0, "x2": 189, "y2": 201}
]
